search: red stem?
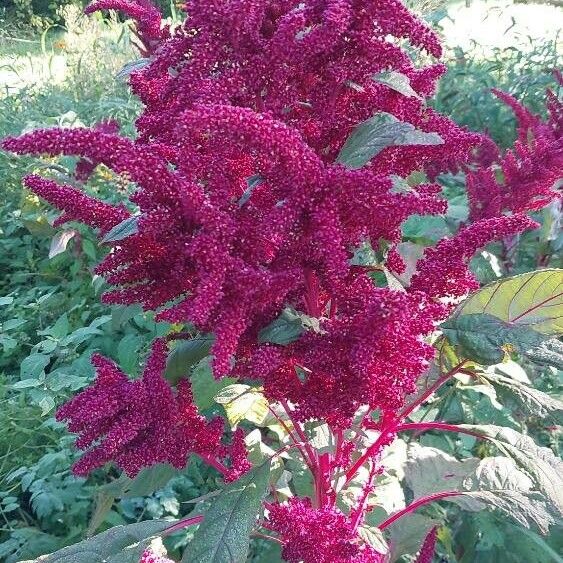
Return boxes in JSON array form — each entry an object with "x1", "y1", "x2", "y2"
[
  {"x1": 350, "y1": 461, "x2": 377, "y2": 531},
  {"x1": 280, "y1": 401, "x2": 317, "y2": 469},
  {"x1": 343, "y1": 410, "x2": 397, "y2": 486},
  {"x1": 344, "y1": 361, "x2": 467, "y2": 485},
  {"x1": 253, "y1": 532, "x2": 283, "y2": 545},
  {"x1": 199, "y1": 454, "x2": 229, "y2": 476},
  {"x1": 268, "y1": 406, "x2": 314, "y2": 472},
  {"x1": 396, "y1": 422, "x2": 483, "y2": 439},
  {"x1": 163, "y1": 514, "x2": 204, "y2": 535},
  {"x1": 378, "y1": 491, "x2": 461, "y2": 530},
  {"x1": 399, "y1": 360, "x2": 467, "y2": 420}
]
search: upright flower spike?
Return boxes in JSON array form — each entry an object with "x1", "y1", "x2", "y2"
[
  {"x1": 415, "y1": 526, "x2": 439, "y2": 563},
  {"x1": 22, "y1": 174, "x2": 129, "y2": 233},
  {"x1": 467, "y1": 90, "x2": 562, "y2": 221}
]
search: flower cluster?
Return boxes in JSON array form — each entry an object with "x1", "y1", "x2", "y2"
[
  {"x1": 56, "y1": 339, "x2": 250, "y2": 478},
  {"x1": 2, "y1": 1, "x2": 560, "y2": 561},
  {"x1": 467, "y1": 87, "x2": 562, "y2": 222},
  {"x1": 267, "y1": 498, "x2": 384, "y2": 563}
]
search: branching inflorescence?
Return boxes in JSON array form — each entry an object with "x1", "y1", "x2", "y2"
[{"x1": 2, "y1": 1, "x2": 561, "y2": 561}]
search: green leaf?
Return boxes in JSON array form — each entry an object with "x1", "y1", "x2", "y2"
[
  {"x1": 357, "y1": 524, "x2": 389, "y2": 555},
  {"x1": 442, "y1": 313, "x2": 547, "y2": 365},
  {"x1": 49, "y1": 229, "x2": 77, "y2": 259},
  {"x1": 42, "y1": 520, "x2": 171, "y2": 562},
  {"x1": 386, "y1": 513, "x2": 440, "y2": 560},
  {"x1": 401, "y1": 215, "x2": 450, "y2": 242},
  {"x1": 443, "y1": 269, "x2": 563, "y2": 364},
  {"x1": 481, "y1": 371, "x2": 563, "y2": 422},
  {"x1": 214, "y1": 384, "x2": 270, "y2": 428},
  {"x1": 87, "y1": 489, "x2": 117, "y2": 537},
  {"x1": 455, "y1": 489, "x2": 556, "y2": 535},
  {"x1": 523, "y1": 338, "x2": 563, "y2": 369},
  {"x1": 125, "y1": 464, "x2": 179, "y2": 498},
  {"x1": 190, "y1": 358, "x2": 236, "y2": 411},
  {"x1": 20, "y1": 353, "x2": 50, "y2": 379},
  {"x1": 404, "y1": 444, "x2": 559, "y2": 534},
  {"x1": 453, "y1": 269, "x2": 563, "y2": 334},
  {"x1": 371, "y1": 71, "x2": 422, "y2": 99},
  {"x1": 336, "y1": 112, "x2": 443, "y2": 170},
  {"x1": 101, "y1": 216, "x2": 141, "y2": 244},
  {"x1": 459, "y1": 424, "x2": 563, "y2": 512},
  {"x1": 404, "y1": 443, "x2": 481, "y2": 498},
  {"x1": 258, "y1": 310, "x2": 306, "y2": 345},
  {"x1": 239, "y1": 175, "x2": 263, "y2": 206},
  {"x1": 164, "y1": 336, "x2": 214, "y2": 384},
  {"x1": 305, "y1": 422, "x2": 334, "y2": 455},
  {"x1": 116, "y1": 58, "x2": 151, "y2": 80},
  {"x1": 184, "y1": 461, "x2": 271, "y2": 563}
]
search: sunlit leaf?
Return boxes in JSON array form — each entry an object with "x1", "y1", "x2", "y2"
[
  {"x1": 214, "y1": 384, "x2": 270, "y2": 428},
  {"x1": 49, "y1": 230, "x2": 77, "y2": 258},
  {"x1": 372, "y1": 71, "x2": 422, "y2": 99},
  {"x1": 454, "y1": 269, "x2": 563, "y2": 334},
  {"x1": 41, "y1": 520, "x2": 170, "y2": 562}
]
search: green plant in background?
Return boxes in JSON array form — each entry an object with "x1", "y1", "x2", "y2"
[{"x1": 434, "y1": 39, "x2": 561, "y2": 147}]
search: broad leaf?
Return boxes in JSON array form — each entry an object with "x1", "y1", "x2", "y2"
[
  {"x1": 190, "y1": 358, "x2": 237, "y2": 411},
  {"x1": 524, "y1": 338, "x2": 563, "y2": 369},
  {"x1": 42, "y1": 520, "x2": 170, "y2": 562},
  {"x1": 453, "y1": 269, "x2": 563, "y2": 334},
  {"x1": 386, "y1": 513, "x2": 440, "y2": 561},
  {"x1": 404, "y1": 444, "x2": 480, "y2": 498},
  {"x1": 214, "y1": 384, "x2": 270, "y2": 428},
  {"x1": 101, "y1": 215, "x2": 141, "y2": 244},
  {"x1": 258, "y1": 308, "x2": 321, "y2": 345},
  {"x1": 357, "y1": 525, "x2": 389, "y2": 555},
  {"x1": 482, "y1": 371, "x2": 563, "y2": 422},
  {"x1": 125, "y1": 464, "x2": 179, "y2": 498},
  {"x1": 305, "y1": 422, "x2": 334, "y2": 454},
  {"x1": 371, "y1": 71, "x2": 422, "y2": 99},
  {"x1": 184, "y1": 461, "x2": 271, "y2": 563},
  {"x1": 165, "y1": 337, "x2": 214, "y2": 384},
  {"x1": 404, "y1": 444, "x2": 559, "y2": 534},
  {"x1": 459, "y1": 424, "x2": 563, "y2": 512},
  {"x1": 442, "y1": 313, "x2": 546, "y2": 365},
  {"x1": 443, "y1": 269, "x2": 563, "y2": 364},
  {"x1": 455, "y1": 489, "x2": 556, "y2": 535},
  {"x1": 336, "y1": 112, "x2": 443, "y2": 170},
  {"x1": 49, "y1": 230, "x2": 77, "y2": 258}
]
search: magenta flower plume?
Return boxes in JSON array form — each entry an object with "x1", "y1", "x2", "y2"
[
  {"x1": 415, "y1": 526, "x2": 439, "y2": 563},
  {"x1": 85, "y1": 1, "x2": 167, "y2": 55},
  {"x1": 268, "y1": 498, "x2": 384, "y2": 563},
  {"x1": 2, "y1": 5, "x2": 560, "y2": 561},
  {"x1": 22, "y1": 174, "x2": 129, "y2": 233},
  {"x1": 410, "y1": 214, "x2": 539, "y2": 310},
  {"x1": 56, "y1": 339, "x2": 249, "y2": 478},
  {"x1": 467, "y1": 89, "x2": 562, "y2": 222}
]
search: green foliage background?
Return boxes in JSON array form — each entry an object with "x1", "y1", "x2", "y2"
[{"x1": 0, "y1": 3, "x2": 561, "y2": 562}]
